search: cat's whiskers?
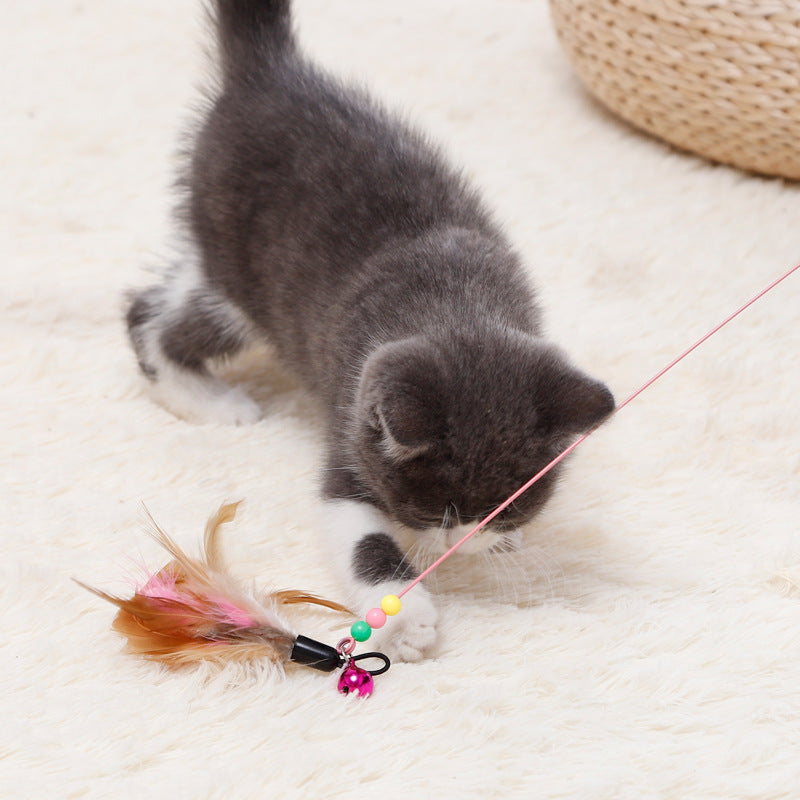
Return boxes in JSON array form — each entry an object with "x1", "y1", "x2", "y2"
[
  {"x1": 419, "y1": 523, "x2": 451, "y2": 592},
  {"x1": 523, "y1": 542, "x2": 563, "y2": 602},
  {"x1": 403, "y1": 536, "x2": 432, "y2": 590},
  {"x1": 481, "y1": 548, "x2": 505, "y2": 603},
  {"x1": 477, "y1": 547, "x2": 517, "y2": 606},
  {"x1": 338, "y1": 491, "x2": 373, "y2": 503},
  {"x1": 501, "y1": 550, "x2": 527, "y2": 606}
]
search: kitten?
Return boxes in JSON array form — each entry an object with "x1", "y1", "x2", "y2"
[{"x1": 127, "y1": 0, "x2": 615, "y2": 661}]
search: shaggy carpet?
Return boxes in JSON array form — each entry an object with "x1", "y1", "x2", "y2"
[{"x1": 3, "y1": 1, "x2": 799, "y2": 798}]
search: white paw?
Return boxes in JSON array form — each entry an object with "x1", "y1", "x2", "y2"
[
  {"x1": 198, "y1": 384, "x2": 263, "y2": 426},
  {"x1": 354, "y1": 584, "x2": 438, "y2": 663},
  {"x1": 150, "y1": 371, "x2": 262, "y2": 426}
]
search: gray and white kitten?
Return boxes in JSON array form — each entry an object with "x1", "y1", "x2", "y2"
[{"x1": 127, "y1": 0, "x2": 614, "y2": 661}]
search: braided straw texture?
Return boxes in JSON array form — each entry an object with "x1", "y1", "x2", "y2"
[{"x1": 549, "y1": 0, "x2": 800, "y2": 179}]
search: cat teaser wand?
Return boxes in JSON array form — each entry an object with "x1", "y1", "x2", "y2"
[
  {"x1": 77, "y1": 503, "x2": 390, "y2": 696},
  {"x1": 82, "y1": 261, "x2": 798, "y2": 696},
  {"x1": 344, "y1": 261, "x2": 800, "y2": 652}
]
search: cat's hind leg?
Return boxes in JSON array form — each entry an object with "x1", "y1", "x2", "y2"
[{"x1": 126, "y1": 257, "x2": 263, "y2": 425}]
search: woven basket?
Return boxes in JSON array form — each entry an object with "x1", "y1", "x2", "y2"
[{"x1": 549, "y1": 0, "x2": 800, "y2": 179}]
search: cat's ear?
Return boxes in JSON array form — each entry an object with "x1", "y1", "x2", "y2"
[
  {"x1": 358, "y1": 339, "x2": 445, "y2": 462},
  {"x1": 534, "y1": 346, "x2": 615, "y2": 435},
  {"x1": 373, "y1": 390, "x2": 440, "y2": 461}
]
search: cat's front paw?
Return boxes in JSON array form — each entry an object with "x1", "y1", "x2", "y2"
[{"x1": 356, "y1": 584, "x2": 438, "y2": 663}]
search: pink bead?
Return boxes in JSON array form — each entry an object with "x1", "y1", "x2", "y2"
[{"x1": 365, "y1": 608, "x2": 387, "y2": 629}]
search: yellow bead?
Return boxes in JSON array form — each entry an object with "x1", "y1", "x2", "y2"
[{"x1": 381, "y1": 594, "x2": 402, "y2": 616}]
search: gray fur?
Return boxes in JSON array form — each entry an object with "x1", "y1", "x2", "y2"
[
  {"x1": 353, "y1": 533, "x2": 416, "y2": 585},
  {"x1": 127, "y1": 0, "x2": 614, "y2": 576}
]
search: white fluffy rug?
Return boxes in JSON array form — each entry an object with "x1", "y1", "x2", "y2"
[{"x1": 4, "y1": 2, "x2": 800, "y2": 798}]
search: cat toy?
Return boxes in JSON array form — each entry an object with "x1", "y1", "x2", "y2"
[
  {"x1": 81, "y1": 261, "x2": 798, "y2": 697},
  {"x1": 77, "y1": 502, "x2": 389, "y2": 697}
]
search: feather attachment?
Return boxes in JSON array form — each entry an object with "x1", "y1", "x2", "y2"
[{"x1": 78, "y1": 502, "x2": 351, "y2": 669}]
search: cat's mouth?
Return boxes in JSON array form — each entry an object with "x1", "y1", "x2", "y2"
[
  {"x1": 439, "y1": 524, "x2": 522, "y2": 556},
  {"x1": 394, "y1": 518, "x2": 523, "y2": 558},
  {"x1": 442, "y1": 524, "x2": 498, "y2": 554}
]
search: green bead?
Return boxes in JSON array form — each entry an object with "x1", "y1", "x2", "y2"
[{"x1": 350, "y1": 620, "x2": 372, "y2": 642}]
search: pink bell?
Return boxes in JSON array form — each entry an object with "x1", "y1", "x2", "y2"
[{"x1": 337, "y1": 663, "x2": 374, "y2": 697}]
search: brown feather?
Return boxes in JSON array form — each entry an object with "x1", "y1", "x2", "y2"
[
  {"x1": 273, "y1": 590, "x2": 352, "y2": 614},
  {"x1": 77, "y1": 502, "x2": 350, "y2": 669},
  {"x1": 202, "y1": 500, "x2": 240, "y2": 573}
]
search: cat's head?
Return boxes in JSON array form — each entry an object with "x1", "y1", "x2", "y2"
[{"x1": 351, "y1": 329, "x2": 614, "y2": 553}]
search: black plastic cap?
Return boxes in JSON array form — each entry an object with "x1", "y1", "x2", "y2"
[{"x1": 290, "y1": 635, "x2": 344, "y2": 672}]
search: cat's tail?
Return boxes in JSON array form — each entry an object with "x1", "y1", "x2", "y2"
[{"x1": 214, "y1": 0, "x2": 294, "y2": 80}]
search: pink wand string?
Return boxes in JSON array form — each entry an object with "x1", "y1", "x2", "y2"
[{"x1": 396, "y1": 259, "x2": 800, "y2": 599}]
